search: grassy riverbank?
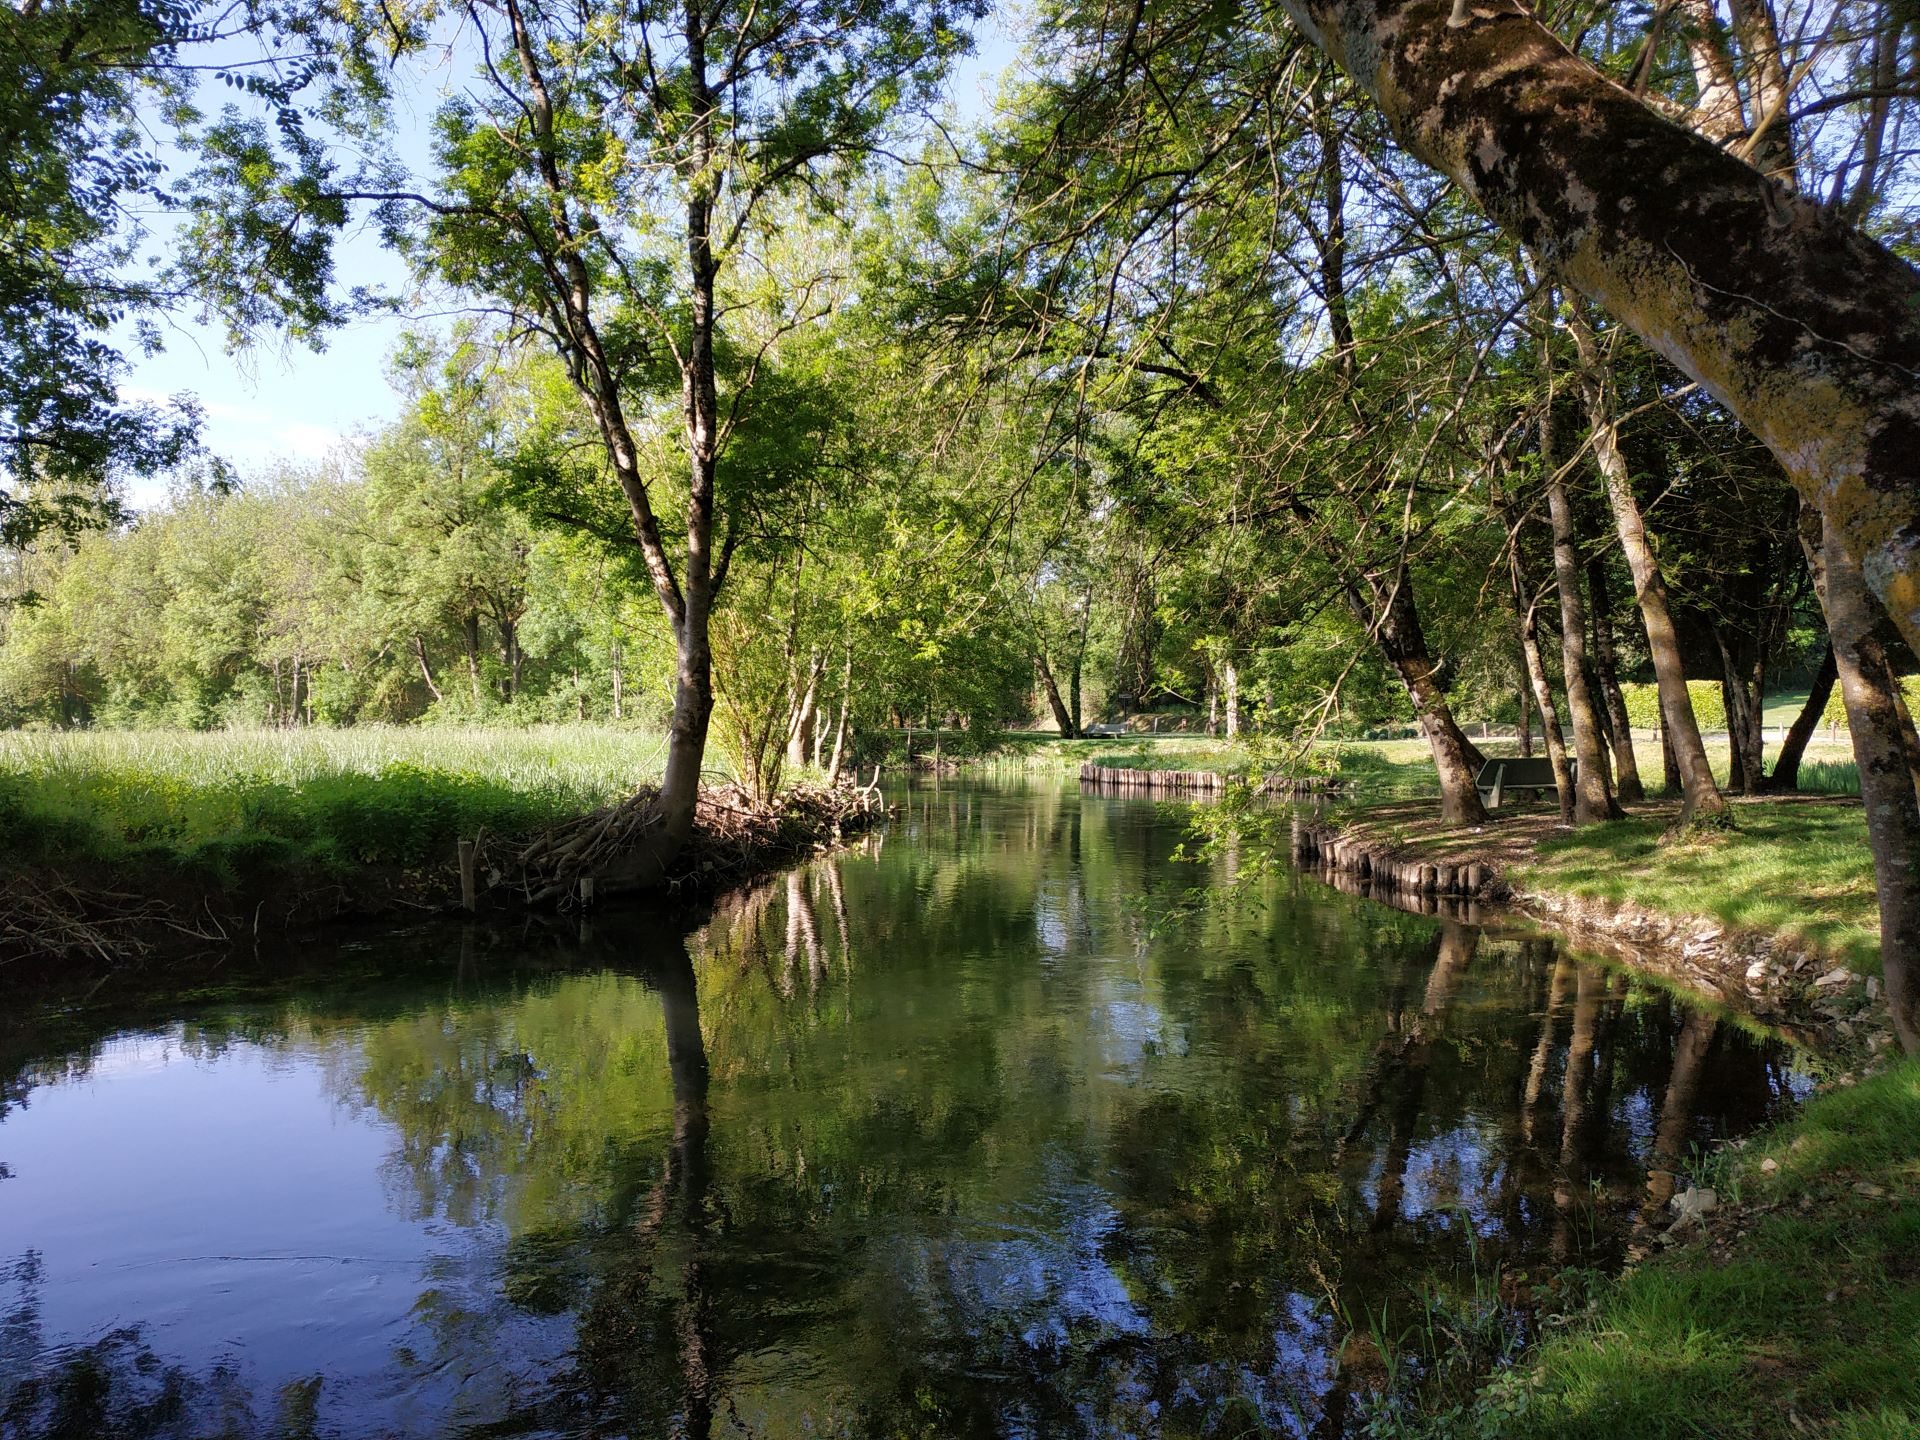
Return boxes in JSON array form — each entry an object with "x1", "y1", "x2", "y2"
[
  {"x1": 0, "y1": 726, "x2": 671, "y2": 875},
  {"x1": 1523, "y1": 801, "x2": 1878, "y2": 973},
  {"x1": 975, "y1": 730, "x2": 1860, "y2": 798},
  {"x1": 1404, "y1": 1059, "x2": 1920, "y2": 1440},
  {"x1": 1007, "y1": 731, "x2": 1874, "y2": 976}
]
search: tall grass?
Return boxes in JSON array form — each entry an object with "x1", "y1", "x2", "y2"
[{"x1": 0, "y1": 726, "x2": 685, "y2": 874}]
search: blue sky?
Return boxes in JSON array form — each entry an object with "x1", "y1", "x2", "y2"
[{"x1": 117, "y1": 10, "x2": 1026, "y2": 507}]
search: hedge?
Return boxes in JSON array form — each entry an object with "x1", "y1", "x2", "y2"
[{"x1": 1617, "y1": 680, "x2": 1726, "y2": 733}]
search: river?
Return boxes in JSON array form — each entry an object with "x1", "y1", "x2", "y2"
[{"x1": 0, "y1": 776, "x2": 1807, "y2": 1437}]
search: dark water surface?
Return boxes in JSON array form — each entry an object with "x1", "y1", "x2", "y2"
[{"x1": 1, "y1": 779, "x2": 1807, "y2": 1438}]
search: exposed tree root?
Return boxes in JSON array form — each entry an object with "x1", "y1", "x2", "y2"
[
  {"x1": 490, "y1": 776, "x2": 887, "y2": 910},
  {"x1": 0, "y1": 777, "x2": 890, "y2": 970}
]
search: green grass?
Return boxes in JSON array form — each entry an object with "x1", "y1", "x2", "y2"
[
  {"x1": 973, "y1": 728, "x2": 1862, "y2": 796},
  {"x1": 1441, "y1": 1060, "x2": 1920, "y2": 1440},
  {"x1": 1519, "y1": 800, "x2": 1879, "y2": 974},
  {"x1": 0, "y1": 726, "x2": 671, "y2": 876}
]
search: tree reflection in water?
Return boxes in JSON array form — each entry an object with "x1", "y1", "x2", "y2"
[{"x1": 0, "y1": 783, "x2": 1811, "y2": 1439}]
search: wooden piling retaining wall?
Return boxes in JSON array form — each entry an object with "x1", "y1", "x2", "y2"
[
  {"x1": 1078, "y1": 764, "x2": 1348, "y2": 795},
  {"x1": 1288, "y1": 817, "x2": 1503, "y2": 901}
]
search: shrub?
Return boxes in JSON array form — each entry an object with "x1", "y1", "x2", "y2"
[{"x1": 1618, "y1": 680, "x2": 1726, "y2": 733}]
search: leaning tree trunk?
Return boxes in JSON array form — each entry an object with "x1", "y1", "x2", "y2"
[
  {"x1": 1586, "y1": 555, "x2": 1645, "y2": 801},
  {"x1": 786, "y1": 653, "x2": 822, "y2": 771},
  {"x1": 1766, "y1": 643, "x2": 1835, "y2": 792},
  {"x1": 1037, "y1": 653, "x2": 1077, "y2": 737},
  {"x1": 1571, "y1": 307, "x2": 1729, "y2": 825},
  {"x1": 1276, "y1": 0, "x2": 1920, "y2": 664},
  {"x1": 1347, "y1": 565, "x2": 1489, "y2": 824},
  {"x1": 1804, "y1": 515, "x2": 1920, "y2": 1053}
]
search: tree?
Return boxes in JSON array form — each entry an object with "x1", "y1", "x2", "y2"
[
  {"x1": 302, "y1": 0, "x2": 986, "y2": 871},
  {"x1": 0, "y1": 0, "x2": 232, "y2": 545},
  {"x1": 1272, "y1": 0, "x2": 1920, "y2": 666}
]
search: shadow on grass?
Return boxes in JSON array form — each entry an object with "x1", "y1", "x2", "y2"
[{"x1": 1523, "y1": 802, "x2": 1878, "y2": 974}]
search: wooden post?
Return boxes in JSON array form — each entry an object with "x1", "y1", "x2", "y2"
[{"x1": 457, "y1": 839, "x2": 477, "y2": 913}]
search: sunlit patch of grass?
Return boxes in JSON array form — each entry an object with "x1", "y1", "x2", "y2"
[
  {"x1": 1444, "y1": 1061, "x2": 1920, "y2": 1440},
  {"x1": 1519, "y1": 800, "x2": 1878, "y2": 974},
  {"x1": 0, "y1": 726, "x2": 676, "y2": 874}
]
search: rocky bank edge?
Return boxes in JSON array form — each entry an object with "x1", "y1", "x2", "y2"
[{"x1": 1289, "y1": 815, "x2": 1896, "y2": 1057}]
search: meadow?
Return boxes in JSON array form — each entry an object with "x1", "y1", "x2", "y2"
[{"x1": 0, "y1": 726, "x2": 678, "y2": 876}]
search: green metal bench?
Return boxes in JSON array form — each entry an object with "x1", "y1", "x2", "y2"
[{"x1": 1475, "y1": 756, "x2": 1570, "y2": 808}]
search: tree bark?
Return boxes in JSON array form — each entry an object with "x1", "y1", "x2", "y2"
[
  {"x1": 1570, "y1": 305, "x2": 1729, "y2": 824},
  {"x1": 1516, "y1": 677, "x2": 1533, "y2": 756},
  {"x1": 1803, "y1": 514, "x2": 1920, "y2": 1053},
  {"x1": 1276, "y1": 0, "x2": 1920, "y2": 664},
  {"x1": 1765, "y1": 642, "x2": 1834, "y2": 791},
  {"x1": 1344, "y1": 565, "x2": 1489, "y2": 823},
  {"x1": 1587, "y1": 555, "x2": 1645, "y2": 801},
  {"x1": 1539, "y1": 317, "x2": 1623, "y2": 822},
  {"x1": 1714, "y1": 628, "x2": 1767, "y2": 794},
  {"x1": 826, "y1": 648, "x2": 852, "y2": 787},
  {"x1": 643, "y1": 0, "x2": 724, "y2": 863},
  {"x1": 786, "y1": 653, "x2": 822, "y2": 769},
  {"x1": 1505, "y1": 509, "x2": 1575, "y2": 821},
  {"x1": 463, "y1": 611, "x2": 483, "y2": 702},
  {"x1": 1070, "y1": 587, "x2": 1091, "y2": 734},
  {"x1": 1885, "y1": 660, "x2": 1920, "y2": 806},
  {"x1": 1223, "y1": 657, "x2": 1241, "y2": 739},
  {"x1": 1037, "y1": 652, "x2": 1077, "y2": 737}
]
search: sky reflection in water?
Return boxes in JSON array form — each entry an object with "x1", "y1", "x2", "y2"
[{"x1": 0, "y1": 778, "x2": 1809, "y2": 1437}]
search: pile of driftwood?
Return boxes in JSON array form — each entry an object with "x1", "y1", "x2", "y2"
[
  {"x1": 0, "y1": 873, "x2": 227, "y2": 966},
  {"x1": 484, "y1": 773, "x2": 887, "y2": 910}
]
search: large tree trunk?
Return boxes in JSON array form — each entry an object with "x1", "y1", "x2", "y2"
[
  {"x1": 1886, "y1": 662, "x2": 1920, "y2": 807},
  {"x1": 1346, "y1": 564, "x2": 1488, "y2": 823},
  {"x1": 1539, "y1": 321, "x2": 1623, "y2": 822},
  {"x1": 1804, "y1": 515, "x2": 1920, "y2": 1053},
  {"x1": 1223, "y1": 657, "x2": 1241, "y2": 739},
  {"x1": 1586, "y1": 555, "x2": 1645, "y2": 801},
  {"x1": 1277, "y1": 0, "x2": 1920, "y2": 664},
  {"x1": 1766, "y1": 642, "x2": 1835, "y2": 791},
  {"x1": 1037, "y1": 652, "x2": 1077, "y2": 737},
  {"x1": 501, "y1": 0, "x2": 719, "y2": 881},
  {"x1": 1570, "y1": 307, "x2": 1729, "y2": 825},
  {"x1": 646, "y1": 0, "x2": 724, "y2": 862}
]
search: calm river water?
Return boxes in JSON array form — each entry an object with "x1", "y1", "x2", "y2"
[{"x1": 1, "y1": 778, "x2": 1806, "y2": 1438}]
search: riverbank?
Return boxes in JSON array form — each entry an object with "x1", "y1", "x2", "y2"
[
  {"x1": 0, "y1": 731, "x2": 885, "y2": 969},
  {"x1": 1285, "y1": 794, "x2": 1889, "y2": 1051},
  {"x1": 1382, "y1": 1057, "x2": 1920, "y2": 1440}
]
